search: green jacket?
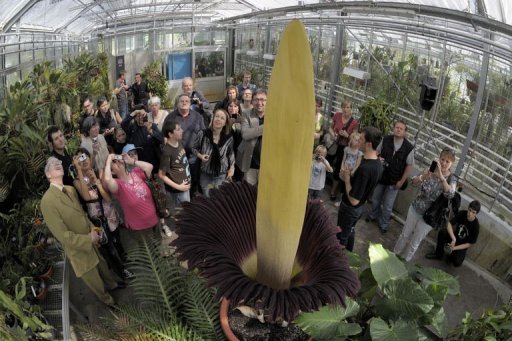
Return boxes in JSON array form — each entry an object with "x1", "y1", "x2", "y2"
[{"x1": 41, "y1": 185, "x2": 100, "y2": 277}]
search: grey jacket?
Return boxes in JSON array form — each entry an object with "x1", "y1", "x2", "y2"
[{"x1": 236, "y1": 109, "x2": 264, "y2": 172}]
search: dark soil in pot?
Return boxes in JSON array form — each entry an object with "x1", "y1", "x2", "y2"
[{"x1": 228, "y1": 309, "x2": 308, "y2": 341}]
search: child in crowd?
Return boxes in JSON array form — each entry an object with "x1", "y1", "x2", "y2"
[
  {"x1": 308, "y1": 145, "x2": 333, "y2": 199},
  {"x1": 342, "y1": 132, "x2": 363, "y2": 176},
  {"x1": 334, "y1": 132, "x2": 363, "y2": 207},
  {"x1": 159, "y1": 120, "x2": 192, "y2": 213}
]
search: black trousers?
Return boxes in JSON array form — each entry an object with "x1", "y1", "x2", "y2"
[
  {"x1": 336, "y1": 201, "x2": 363, "y2": 252},
  {"x1": 435, "y1": 229, "x2": 467, "y2": 267}
]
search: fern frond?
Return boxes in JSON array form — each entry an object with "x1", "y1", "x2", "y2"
[
  {"x1": 113, "y1": 303, "x2": 200, "y2": 341},
  {"x1": 127, "y1": 236, "x2": 183, "y2": 317},
  {"x1": 179, "y1": 273, "x2": 223, "y2": 340}
]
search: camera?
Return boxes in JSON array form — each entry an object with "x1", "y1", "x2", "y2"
[
  {"x1": 429, "y1": 160, "x2": 437, "y2": 173},
  {"x1": 113, "y1": 155, "x2": 123, "y2": 160},
  {"x1": 79, "y1": 153, "x2": 87, "y2": 162},
  {"x1": 142, "y1": 115, "x2": 148, "y2": 123},
  {"x1": 315, "y1": 155, "x2": 322, "y2": 161},
  {"x1": 92, "y1": 137, "x2": 98, "y2": 144}
]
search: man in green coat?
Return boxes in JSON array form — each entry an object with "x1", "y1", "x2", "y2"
[{"x1": 40, "y1": 156, "x2": 117, "y2": 305}]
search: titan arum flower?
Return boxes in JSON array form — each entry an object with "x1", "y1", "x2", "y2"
[{"x1": 172, "y1": 20, "x2": 360, "y2": 323}]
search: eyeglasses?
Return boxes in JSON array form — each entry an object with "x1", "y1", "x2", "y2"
[{"x1": 254, "y1": 98, "x2": 266, "y2": 102}]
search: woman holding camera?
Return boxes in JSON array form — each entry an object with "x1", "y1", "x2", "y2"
[
  {"x1": 103, "y1": 152, "x2": 159, "y2": 238},
  {"x1": 72, "y1": 148, "x2": 132, "y2": 280},
  {"x1": 193, "y1": 108, "x2": 235, "y2": 197},
  {"x1": 80, "y1": 116, "x2": 109, "y2": 173},
  {"x1": 393, "y1": 147, "x2": 457, "y2": 261}
]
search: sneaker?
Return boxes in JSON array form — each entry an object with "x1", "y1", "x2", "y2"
[
  {"x1": 425, "y1": 253, "x2": 442, "y2": 260},
  {"x1": 122, "y1": 269, "x2": 135, "y2": 280},
  {"x1": 162, "y1": 224, "x2": 173, "y2": 237}
]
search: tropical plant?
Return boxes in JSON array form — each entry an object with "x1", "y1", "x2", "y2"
[
  {"x1": 0, "y1": 277, "x2": 54, "y2": 340},
  {"x1": 142, "y1": 61, "x2": 171, "y2": 108},
  {"x1": 447, "y1": 303, "x2": 512, "y2": 340},
  {"x1": 358, "y1": 97, "x2": 395, "y2": 134},
  {"x1": 76, "y1": 236, "x2": 223, "y2": 340},
  {"x1": 63, "y1": 52, "x2": 111, "y2": 102},
  {"x1": 173, "y1": 20, "x2": 360, "y2": 326},
  {"x1": 295, "y1": 243, "x2": 460, "y2": 340}
]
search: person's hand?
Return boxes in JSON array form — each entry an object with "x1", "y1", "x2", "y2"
[
  {"x1": 176, "y1": 180, "x2": 191, "y2": 192},
  {"x1": 198, "y1": 153, "x2": 209, "y2": 162},
  {"x1": 144, "y1": 122, "x2": 153, "y2": 132},
  {"x1": 104, "y1": 127, "x2": 113, "y2": 135},
  {"x1": 122, "y1": 153, "x2": 136, "y2": 165},
  {"x1": 227, "y1": 167, "x2": 235, "y2": 179},
  {"x1": 449, "y1": 239, "x2": 456, "y2": 249},
  {"x1": 340, "y1": 129, "x2": 349, "y2": 138},
  {"x1": 72, "y1": 155, "x2": 81, "y2": 168},
  {"x1": 340, "y1": 164, "x2": 351, "y2": 180},
  {"x1": 92, "y1": 140, "x2": 100, "y2": 153},
  {"x1": 90, "y1": 229, "x2": 100, "y2": 244},
  {"x1": 395, "y1": 179, "x2": 404, "y2": 190},
  {"x1": 85, "y1": 169, "x2": 96, "y2": 181}
]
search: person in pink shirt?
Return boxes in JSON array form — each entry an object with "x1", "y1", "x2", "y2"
[{"x1": 103, "y1": 152, "x2": 159, "y2": 239}]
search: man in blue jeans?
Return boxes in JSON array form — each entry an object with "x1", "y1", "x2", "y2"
[
  {"x1": 367, "y1": 120, "x2": 414, "y2": 233},
  {"x1": 337, "y1": 127, "x2": 383, "y2": 251}
]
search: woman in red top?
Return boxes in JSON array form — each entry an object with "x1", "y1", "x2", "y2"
[{"x1": 328, "y1": 100, "x2": 359, "y2": 201}]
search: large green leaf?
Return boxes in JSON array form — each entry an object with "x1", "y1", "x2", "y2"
[
  {"x1": 369, "y1": 243, "x2": 408, "y2": 288},
  {"x1": 427, "y1": 305, "x2": 448, "y2": 337},
  {"x1": 369, "y1": 317, "x2": 418, "y2": 341},
  {"x1": 295, "y1": 298, "x2": 362, "y2": 339},
  {"x1": 424, "y1": 283, "x2": 449, "y2": 303},
  {"x1": 346, "y1": 250, "x2": 369, "y2": 273},
  {"x1": 358, "y1": 267, "x2": 378, "y2": 302},
  {"x1": 375, "y1": 278, "x2": 434, "y2": 320},
  {"x1": 416, "y1": 267, "x2": 461, "y2": 296}
]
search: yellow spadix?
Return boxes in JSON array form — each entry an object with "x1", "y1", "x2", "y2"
[{"x1": 256, "y1": 20, "x2": 315, "y2": 290}]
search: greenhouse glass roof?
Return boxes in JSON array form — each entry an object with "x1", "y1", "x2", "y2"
[{"x1": 0, "y1": 0, "x2": 511, "y2": 36}]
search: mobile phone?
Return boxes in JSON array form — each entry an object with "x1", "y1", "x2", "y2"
[{"x1": 429, "y1": 160, "x2": 437, "y2": 173}]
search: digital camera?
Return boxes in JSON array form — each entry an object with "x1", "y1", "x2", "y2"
[
  {"x1": 113, "y1": 155, "x2": 123, "y2": 160},
  {"x1": 79, "y1": 153, "x2": 87, "y2": 162}
]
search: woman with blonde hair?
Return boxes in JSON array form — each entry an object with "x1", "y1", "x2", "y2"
[{"x1": 394, "y1": 147, "x2": 457, "y2": 261}]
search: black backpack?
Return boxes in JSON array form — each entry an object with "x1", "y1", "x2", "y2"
[{"x1": 423, "y1": 192, "x2": 461, "y2": 230}]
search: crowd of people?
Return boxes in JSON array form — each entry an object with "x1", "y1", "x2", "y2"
[{"x1": 41, "y1": 69, "x2": 480, "y2": 307}]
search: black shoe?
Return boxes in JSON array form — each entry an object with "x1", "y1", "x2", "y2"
[
  {"x1": 425, "y1": 253, "x2": 442, "y2": 260},
  {"x1": 330, "y1": 195, "x2": 337, "y2": 201},
  {"x1": 379, "y1": 227, "x2": 387, "y2": 234},
  {"x1": 365, "y1": 216, "x2": 374, "y2": 223}
]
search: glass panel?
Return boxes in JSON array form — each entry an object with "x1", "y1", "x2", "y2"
[
  {"x1": 173, "y1": 31, "x2": 192, "y2": 48},
  {"x1": 194, "y1": 31, "x2": 211, "y2": 46},
  {"x1": 194, "y1": 51, "x2": 225, "y2": 78},
  {"x1": 5, "y1": 72, "x2": 20, "y2": 88},
  {"x1": 5, "y1": 53, "x2": 19, "y2": 68},
  {"x1": 213, "y1": 31, "x2": 226, "y2": 45}
]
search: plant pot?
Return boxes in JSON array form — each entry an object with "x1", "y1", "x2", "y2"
[
  {"x1": 29, "y1": 278, "x2": 48, "y2": 302},
  {"x1": 219, "y1": 297, "x2": 311, "y2": 340},
  {"x1": 38, "y1": 265, "x2": 54, "y2": 281},
  {"x1": 220, "y1": 298, "x2": 239, "y2": 341}
]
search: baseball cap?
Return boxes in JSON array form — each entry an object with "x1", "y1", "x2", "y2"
[{"x1": 122, "y1": 144, "x2": 143, "y2": 154}]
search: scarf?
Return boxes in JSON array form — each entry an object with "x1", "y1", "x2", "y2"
[{"x1": 204, "y1": 129, "x2": 230, "y2": 176}]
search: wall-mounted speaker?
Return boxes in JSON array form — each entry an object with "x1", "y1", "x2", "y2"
[{"x1": 419, "y1": 78, "x2": 437, "y2": 110}]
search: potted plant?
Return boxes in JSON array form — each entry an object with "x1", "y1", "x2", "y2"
[{"x1": 172, "y1": 20, "x2": 359, "y2": 338}]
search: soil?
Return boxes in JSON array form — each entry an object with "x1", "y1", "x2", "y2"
[{"x1": 228, "y1": 310, "x2": 309, "y2": 341}]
